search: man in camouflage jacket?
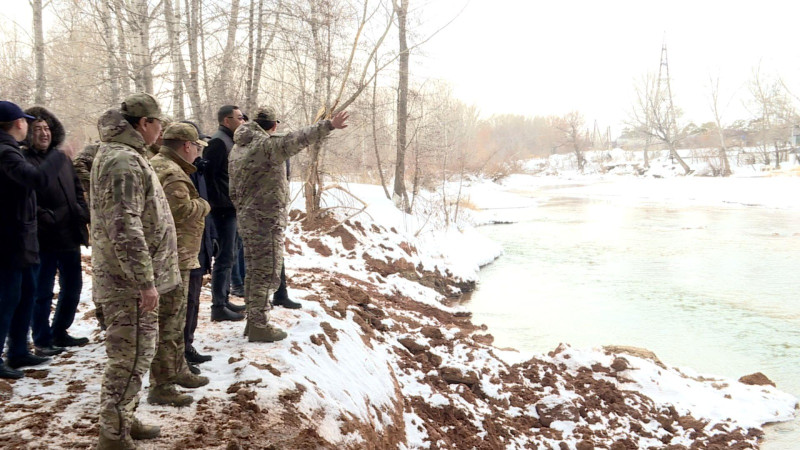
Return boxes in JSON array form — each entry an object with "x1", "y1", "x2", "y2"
[
  {"x1": 147, "y1": 123, "x2": 211, "y2": 406},
  {"x1": 91, "y1": 93, "x2": 179, "y2": 449},
  {"x1": 229, "y1": 107, "x2": 349, "y2": 342}
]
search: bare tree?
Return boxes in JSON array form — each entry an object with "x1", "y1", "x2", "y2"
[
  {"x1": 32, "y1": 0, "x2": 47, "y2": 104},
  {"x1": 184, "y1": 0, "x2": 204, "y2": 127},
  {"x1": 628, "y1": 73, "x2": 692, "y2": 174},
  {"x1": 164, "y1": 0, "x2": 187, "y2": 119},
  {"x1": 393, "y1": 0, "x2": 410, "y2": 212},
  {"x1": 216, "y1": 0, "x2": 241, "y2": 102},
  {"x1": 747, "y1": 67, "x2": 797, "y2": 168},
  {"x1": 708, "y1": 76, "x2": 732, "y2": 176},
  {"x1": 554, "y1": 111, "x2": 587, "y2": 173}
]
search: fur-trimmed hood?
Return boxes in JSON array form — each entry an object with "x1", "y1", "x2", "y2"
[{"x1": 23, "y1": 106, "x2": 66, "y2": 151}]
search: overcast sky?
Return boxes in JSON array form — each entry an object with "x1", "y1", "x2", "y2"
[
  {"x1": 418, "y1": 0, "x2": 800, "y2": 135},
  {"x1": 4, "y1": 1, "x2": 800, "y2": 136}
]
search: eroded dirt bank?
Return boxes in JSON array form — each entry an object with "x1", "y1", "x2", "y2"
[{"x1": 0, "y1": 213, "x2": 795, "y2": 449}]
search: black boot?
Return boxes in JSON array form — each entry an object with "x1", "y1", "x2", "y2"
[
  {"x1": 34, "y1": 345, "x2": 65, "y2": 357},
  {"x1": 210, "y1": 305, "x2": 244, "y2": 322},
  {"x1": 230, "y1": 286, "x2": 245, "y2": 297},
  {"x1": 273, "y1": 296, "x2": 302, "y2": 309},
  {"x1": 0, "y1": 361, "x2": 23, "y2": 379},
  {"x1": 53, "y1": 333, "x2": 90, "y2": 347},
  {"x1": 185, "y1": 346, "x2": 212, "y2": 364},
  {"x1": 7, "y1": 353, "x2": 50, "y2": 369},
  {"x1": 225, "y1": 300, "x2": 246, "y2": 313}
]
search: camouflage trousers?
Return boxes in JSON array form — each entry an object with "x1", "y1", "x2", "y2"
[
  {"x1": 98, "y1": 297, "x2": 158, "y2": 441},
  {"x1": 240, "y1": 219, "x2": 284, "y2": 327},
  {"x1": 150, "y1": 271, "x2": 189, "y2": 387}
]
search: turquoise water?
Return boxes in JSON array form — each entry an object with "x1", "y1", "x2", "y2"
[{"x1": 466, "y1": 191, "x2": 800, "y2": 449}]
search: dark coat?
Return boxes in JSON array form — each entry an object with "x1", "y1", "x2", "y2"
[
  {"x1": 23, "y1": 106, "x2": 90, "y2": 252},
  {"x1": 0, "y1": 129, "x2": 67, "y2": 268},
  {"x1": 191, "y1": 157, "x2": 217, "y2": 273},
  {"x1": 203, "y1": 126, "x2": 235, "y2": 212}
]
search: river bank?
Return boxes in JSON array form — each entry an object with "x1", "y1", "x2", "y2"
[{"x1": 0, "y1": 182, "x2": 796, "y2": 449}]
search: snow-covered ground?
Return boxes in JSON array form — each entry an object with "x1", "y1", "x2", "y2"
[{"x1": 1, "y1": 153, "x2": 797, "y2": 448}]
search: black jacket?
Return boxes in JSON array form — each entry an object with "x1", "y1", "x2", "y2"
[
  {"x1": 23, "y1": 107, "x2": 89, "y2": 252},
  {"x1": 203, "y1": 126, "x2": 235, "y2": 212},
  {"x1": 0, "y1": 129, "x2": 67, "y2": 268},
  {"x1": 191, "y1": 157, "x2": 217, "y2": 273}
]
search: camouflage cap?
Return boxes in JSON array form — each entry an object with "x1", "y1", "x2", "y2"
[
  {"x1": 163, "y1": 122, "x2": 208, "y2": 147},
  {"x1": 255, "y1": 106, "x2": 280, "y2": 123},
  {"x1": 120, "y1": 92, "x2": 163, "y2": 120}
]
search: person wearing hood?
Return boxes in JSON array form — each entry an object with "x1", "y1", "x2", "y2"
[
  {"x1": 229, "y1": 106, "x2": 349, "y2": 342},
  {"x1": 23, "y1": 106, "x2": 90, "y2": 357},
  {"x1": 0, "y1": 101, "x2": 68, "y2": 379},
  {"x1": 91, "y1": 93, "x2": 180, "y2": 449}
]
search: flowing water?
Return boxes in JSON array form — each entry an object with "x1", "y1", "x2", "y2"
[{"x1": 464, "y1": 181, "x2": 800, "y2": 449}]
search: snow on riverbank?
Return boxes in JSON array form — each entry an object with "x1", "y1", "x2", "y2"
[{"x1": 0, "y1": 180, "x2": 796, "y2": 449}]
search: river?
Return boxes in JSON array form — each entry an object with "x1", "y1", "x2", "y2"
[{"x1": 464, "y1": 178, "x2": 800, "y2": 449}]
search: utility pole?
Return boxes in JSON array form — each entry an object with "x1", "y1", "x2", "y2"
[{"x1": 654, "y1": 38, "x2": 690, "y2": 173}]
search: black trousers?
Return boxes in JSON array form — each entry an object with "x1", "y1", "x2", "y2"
[{"x1": 184, "y1": 269, "x2": 203, "y2": 352}]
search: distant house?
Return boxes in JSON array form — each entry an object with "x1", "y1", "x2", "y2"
[{"x1": 792, "y1": 125, "x2": 800, "y2": 147}]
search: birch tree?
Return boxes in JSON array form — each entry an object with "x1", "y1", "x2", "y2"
[{"x1": 32, "y1": 0, "x2": 47, "y2": 104}]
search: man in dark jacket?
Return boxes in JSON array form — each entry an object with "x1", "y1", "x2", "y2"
[
  {"x1": 203, "y1": 105, "x2": 246, "y2": 322},
  {"x1": 0, "y1": 101, "x2": 66, "y2": 379},
  {"x1": 23, "y1": 107, "x2": 91, "y2": 356},
  {"x1": 183, "y1": 122, "x2": 215, "y2": 366}
]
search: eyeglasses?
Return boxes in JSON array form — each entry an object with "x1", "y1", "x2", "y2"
[{"x1": 226, "y1": 116, "x2": 245, "y2": 121}]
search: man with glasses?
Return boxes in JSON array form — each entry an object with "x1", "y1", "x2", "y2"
[
  {"x1": 203, "y1": 105, "x2": 246, "y2": 322},
  {"x1": 147, "y1": 123, "x2": 212, "y2": 406},
  {"x1": 91, "y1": 93, "x2": 180, "y2": 448}
]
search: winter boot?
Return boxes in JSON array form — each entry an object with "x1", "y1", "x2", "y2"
[
  {"x1": 247, "y1": 323, "x2": 288, "y2": 343},
  {"x1": 130, "y1": 418, "x2": 161, "y2": 440},
  {"x1": 210, "y1": 305, "x2": 244, "y2": 322},
  {"x1": 185, "y1": 346, "x2": 211, "y2": 364},
  {"x1": 273, "y1": 296, "x2": 302, "y2": 309},
  {"x1": 96, "y1": 433, "x2": 136, "y2": 450},
  {"x1": 147, "y1": 384, "x2": 193, "y2": 407},
  {"x1": 174, "y1": 371, "x2": 209, "y2": 389}
]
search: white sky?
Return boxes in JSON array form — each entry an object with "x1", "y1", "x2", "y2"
[
  {"x1": 417, "y1": 0, "x2": 800, "y2": 135},
  {"x1": 5, "y1": 1, "x2": 800, "y2": 137}
]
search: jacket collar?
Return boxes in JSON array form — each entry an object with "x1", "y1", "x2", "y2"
[
  {"x1": 0, "y1": 130, "x2": 20, "y2": 148},
  {"x1": 97, "y1": 109, "x2": 146, "y2": 153},
  {"x1": 158, "y1": 145, "x2": 197, "y2": 175}
]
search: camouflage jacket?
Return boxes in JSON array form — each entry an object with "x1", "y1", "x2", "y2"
[
  {"x1": 90, "y1": 109, "x2": 181, "y2": 300},
  {"x1": 150, "y1": 147, "x2": 210, "y2": 271},
  {"x1": 73, "y1": 142, "x2": 99, "y2": 204},
  {"x1": 229, "y1": 120, "x2": 333, "y2": 227}
]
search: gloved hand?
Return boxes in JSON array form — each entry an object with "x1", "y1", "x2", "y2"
[{"x1": 212, "y1": 239, "x2": 220, "y2": 258}]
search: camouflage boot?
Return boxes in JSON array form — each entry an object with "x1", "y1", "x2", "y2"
[
  {"x1": 147, "y1": 384, "x2": 193, "y2": 407},
  {"x1": 96, "y1": 433, "x2": 136, "y2": 450},
  {"x1": 174, "y1": 371, "x2": 210, "y2": 389},
  {"x1": 247, "y1": 322, "x2": 288, "y2": 343},
  {"x1": 130, "y1": 418, "x2": 160, "y2": 440}
]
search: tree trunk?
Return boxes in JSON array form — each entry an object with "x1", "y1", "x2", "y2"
[
  {"x1": 113, "y1": 0, "x2": 132, "y2": 97},
  {"x1": 185, "y1": 0, "x2": 204, "y2": 128},
  {"x1": 99, "y1": 0, "x2": 120, "y2": 104},
  {"x1": 371, "y1": 57, "x2": 390, "y2": 200},
  {"x1": 669, "y1": 143, "x2": 691, "y2": 174},
  {"x1": 217, "y1": 0, "x2": 240, "y2": 102},
  {"x1": 244, "y1": 0, "x2": 255, "y2": 113},
  {"x1": 393, "y1": 0, "x2": 410, "y2": 212},
  {"x1": 32, "y1": 0, "x2": 46, "y2": 104},
  {"x1": 164, "y1": 0, "x2": 186, "y2": 119}
]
